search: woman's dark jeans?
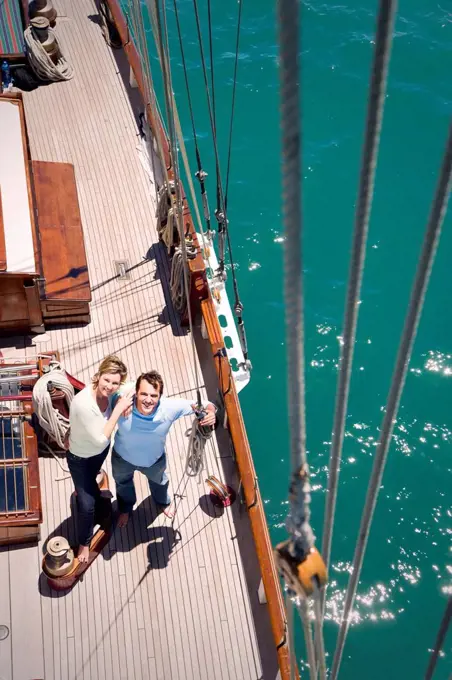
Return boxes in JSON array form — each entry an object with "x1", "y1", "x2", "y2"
[{"x1": 67, "y1": 446, "x2": 109, "y2": 547}]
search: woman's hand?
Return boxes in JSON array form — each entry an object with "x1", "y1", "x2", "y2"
[{"x1": 114, "y1": 389, "x2": 135, "y2": 416}]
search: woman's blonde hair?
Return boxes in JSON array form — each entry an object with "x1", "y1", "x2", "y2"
[{"x1": 92, "y1": 354, "x2": 127, "y2": 388}]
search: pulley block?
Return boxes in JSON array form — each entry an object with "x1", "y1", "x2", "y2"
[{"x1": 274, "y1": 540, "x2": 327, "y2": 598}]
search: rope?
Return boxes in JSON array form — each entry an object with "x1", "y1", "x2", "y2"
[
  {"x1": 425, "y1": 597, "x2": 452, "y2": 680},
  {"x1": 170, "y1": 244, "x2": 196, "y2": 315},
  {"x1": 321, "y1": 0, "x2": 397, "y2": 610},
  {"x1": 224, "y1": 0, "x2": 243, "y2": 213},
  {"x1": 285, "y1": 591, "x2": 297, "y2": 680},
  {"x1": 331, "y1": 120, "x2": 452, "y2": 680},
  {"x1": 277, "y1": 0, "x2": 313, "y2": 556},
  {"x1": 153, "y1": 0, "x2": 203, "y2": 406},
  {"x1": 312, "y1": 584, "x2": 327, "y2": 680},
  {"x1": 189, "y1": 0, "x2": 250, "y2": 364},
  {"x1": 24, "y1": 26, "x2": 73, "y2": 82},
  {"x1": 156, "y1": 182, "x2": 177, "y2": 251},
  {"x1": 38, "y1": 440, "x2": 71, "y2": 479},
  {"x1": 185, "y1": 419, "x2": 212, "y2": 481},
  {"x1": 32, "y1": 362, "x2": 74, "y2": 450},
  {"x1": 146, "y1": 0, "x2": 206, "y2": 243},
  {"x1": 207, "y1": 0, "x2": 216, "y2": 135},
  {"x1": 277, "y1": 2, "x2": 327, "y2": 677},
  {"x1": 222, "y1": 0, "x2": 250, "y2": 368},
  {"x1": 191, "y1": 0, "x2": 227, "y2": 268},
  {"x1": 173, "y1": 0, "x2": 212, "y2": 236},
  {"x1": 297, "y1": 598, "x2": 317, "y2": 680},
  {"x1": 206, "y1": 0, "x2": 219, "y2": 220},
  {"x1": 129, "y1": 0, "x2": 170, "y2": 187}
]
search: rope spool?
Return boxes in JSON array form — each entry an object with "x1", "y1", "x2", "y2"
[
  {"x1": 170, "y1": 247, "x2": 188, "y2": 314},
  {"x1": 29, "y1": 0, "x2": 57, "y2": 27},
  {"x1": 156, "y1": 182, "x2": 178, "y2": 251},
  {"x1": 44, "y1": 536, "x2": 75, "y2": 577},
  {"x1": 25, "y1": 20, "x2": 74, "y2": 82},
  {"x1": 29, "y1": 17, "x2": 58, "y2": 61},
  {"x1": 32, "y1": 362, "x2": 74, "y2": 450}
]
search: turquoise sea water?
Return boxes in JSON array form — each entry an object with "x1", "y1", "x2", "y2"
[{"x1": 139, "y1": 1, "x2": 452, "y2": 677}]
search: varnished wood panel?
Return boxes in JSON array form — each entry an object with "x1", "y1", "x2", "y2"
[
  {"x1": 32, "y1": 160, "x2": 91, "y2": 302},
  {"x1": 0, "y1": 187, "x2": 6, "y2": 270}
]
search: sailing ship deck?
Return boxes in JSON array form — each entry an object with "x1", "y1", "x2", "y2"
[{"x1": 0, "y1": 1, "x2": 276, "y2": 678}]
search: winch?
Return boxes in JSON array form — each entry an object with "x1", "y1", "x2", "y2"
[{"x1": 43, "y1": 536, "x2": 75, "y2": 577}]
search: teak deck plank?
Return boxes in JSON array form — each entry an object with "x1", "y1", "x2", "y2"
[
  {"x1": 0, "y1": 547, "x2": 13, "y2": 680},
  {"x1": 0, "y1": 0, "x2": 275, "y2": 678}
]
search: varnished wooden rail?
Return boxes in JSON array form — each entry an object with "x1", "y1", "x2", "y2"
[
  {"x1": 0, "y1": 187, "x2": 6, "y2": 270},
  {"x1": 104, "y1": 2, "x2": 293, "y2": 676}
]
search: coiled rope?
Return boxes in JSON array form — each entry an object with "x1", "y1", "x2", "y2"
[
  {"x1": 156, "y1": 182, "x2": 177, "y2": 251},
  {"x1": 185, "y1": 418, "x2": 213, "y2": 481},
  {"x1": 32, "y1": 362, "x2": 74, "y2": 450},
  {"x1": 170, "y1": 244, "x2": 197, "y2": 315},
  {"x1": 24, "y1": 26, "x2": 74, "y2": 82}
]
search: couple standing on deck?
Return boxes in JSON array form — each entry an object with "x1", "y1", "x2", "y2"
[{"x1": 67, "y1": 355, "x2": 217, "y2": 563}]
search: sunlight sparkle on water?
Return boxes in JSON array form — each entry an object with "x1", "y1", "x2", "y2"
[{"x1": 411, "y1": 350, "x2": 452, "y2": 376}]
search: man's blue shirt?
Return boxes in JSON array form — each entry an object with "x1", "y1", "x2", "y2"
[{"x1": 113, "y1": 395, "x2": 194, "y2": 467}]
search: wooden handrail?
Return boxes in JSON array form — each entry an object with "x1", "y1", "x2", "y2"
[
  {"x1": 201, "y1": 301, "x2": 293, "y2": 678},
  {"x1": 104, "y1": 2, "x2": 293, "y2": 677},
  {"x1": 0, "y1": 187, "x2": 6, "y2": 270}
]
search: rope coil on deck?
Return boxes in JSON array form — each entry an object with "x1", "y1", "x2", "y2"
[
  {"x1": 25, "y1": 25, "x2": 74, "y2": 82},
  {"x1": 32, "y1": 362, "x2": 74, "y2": 450},
  {"x1": 184, "y1": 418, "x2": 213, "y2": 480},
  {"x1": 170, "y1": 243, "x2": 196, "y2": 315}
]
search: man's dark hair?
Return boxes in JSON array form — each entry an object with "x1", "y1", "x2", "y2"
[{"x1": 135, "y1": 371, "x2": 164, "y2": 395}]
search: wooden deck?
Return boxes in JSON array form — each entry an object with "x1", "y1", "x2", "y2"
[{"x1": 0, "y1": 1, "x2": 277, "y2": 678}]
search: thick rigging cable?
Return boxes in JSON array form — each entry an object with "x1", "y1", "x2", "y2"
[
  {"x1": 331, "y1": 121, "x2": 452, "y2": 680},
  {"x1": 146, "y1": 0, "x2": 218, "y2": 297},
  {"x1": 277, "y1": 0, "x2": 327, "y2": 677},
  {"x1": 191, "y1": 0, "x2": 250, "y2": 368},
  {"x1": 128, "y1": 0, "x2": 169, "y2": 190},
  {"x1": 207, "y1": 0, "x2": 216, "y2": 134},
  {"x1": 173, "y1": 0, "x2": 212, "y2": 235},
  {"x1": 207, "y1": 0, "x2": 221, "y2": 231},
  {"x1": 222, "y1": 0, "x2": 250, "y2": 367},
  {"x1": 153, "y1": 0, "x2": 202, "y2": 405},
  {"x1": 224, "y1": 0, "x2": 243, "y2": 213},
  {"x1": 425, "y1": 597, "x2": 452, "y2": 680},
  {"x1": 192, "y1": 0, "x2": 228, "y2": 273},
  {"x1": 277, "y1": 0, "x2": 312, "y2": 555},
  {"x1": 321, "y1": 0, "x2": 397, "y2": 611}
]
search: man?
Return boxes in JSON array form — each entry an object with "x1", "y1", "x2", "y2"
[{"x1": 111, "y1": 370, "x2": 216, "y2": 527}]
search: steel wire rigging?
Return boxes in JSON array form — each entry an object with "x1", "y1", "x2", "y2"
[{"x1": 276, "y1": 0, "x2": 452, "y2": 678}]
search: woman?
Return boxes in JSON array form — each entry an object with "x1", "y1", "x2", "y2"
[{"x1": 67, "y1": 355, "x2": 134, "y2": 563}]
